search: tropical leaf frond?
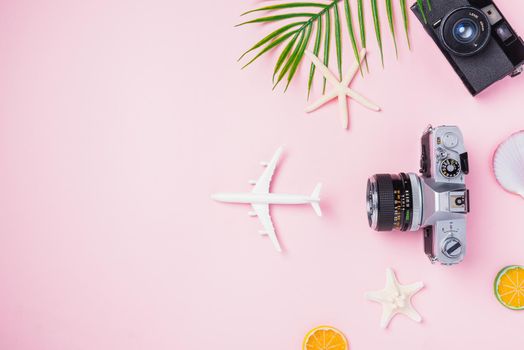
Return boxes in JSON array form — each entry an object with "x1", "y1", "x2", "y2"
[
  {"x1": 385, "y1": 0, "x2": 398, "y2": 58},
  {"x1": 322, "y1": 9, "x2": 331, "y2": 93},
  {"x1": 238, "y1": 22, "x2": 305, "y2": 61},
  {"x1": 236, "y1": 13, "x2": 315, "y2": 27},
  {"x1": 241, "y1": 2, "x2": 327, "y2": 16},
  {"x1": 344, "y1": 0, "x2": 362, "y2": 76},
  {"x1": 241, "y1": 30, "x2": 300, "y2": 69},
  {"x1": 400, "y1": 0, "x2": 411, "y2": 50},
  {"x1": 370, "y1": 0, "x2": 384, "y2": 67},
  {"x1": 333, "y1": 3, "x2": 343, "y2": 80},
  {"x1": 307, "y1": 18, "x2": 323, "y2": 99},
  {"x1": 237, "y1": 0, "x2": 431, "y2": 94},
  {"x1": 416, "y1": 0, "x2": 428, "y2": 23},
  {"x1": 285, "y1": 24, "x2": 313, "y2": 91},
  {"x1": 357, "y1": 0, "x2": 369, "y2": 71},
  {"x1": 274, "y1": 30, "x2": 306, "y2": 88},
  {"x1": 274, "y1": 32, "x2": 301, "y2": 81}
]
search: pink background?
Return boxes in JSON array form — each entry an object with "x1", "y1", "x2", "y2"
[{"x1": 0, "y1": 0, "x2": 523, "y2": 349}]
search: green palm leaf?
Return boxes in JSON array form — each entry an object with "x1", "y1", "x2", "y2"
[
  {"x1": 274, "y1": 30, "x2": 306, "y2": 88},
  {"x1": 400, "y1": 0, "x2": 411, "y2": 50},
  {"x1": 371, "y1": 0, "x2": 384, "y2": 67},
  {"x1": 285, "y1": 24, "x2": 313, "y2": 91},
  {"x1": 237, "y1": 0, "x2": 429, "y2": 94},
  {"x1": 241, "y1": 2, "x2": 327, "y2": 16},
  {"x1": 241, "y1": 30, "x2": 300, "y2": 69},
  {"x1": 238, "y1": 22, "x2": 305, "y2": 61},
  {"x1": 344, "y1": 0, "x2": 362, "y2": 75},
  {"x1": 236, "y1": 13, "x2": 315, "y2": 27},
  {"x1": 416, "y1": 0, "x2": 428, "y2": 24},
  {"x1": 385, "y1": 0, "x2": 398, "y2": 58},
  {"x1": 274, "y1": 32, "x2": 301, "y2": 81},
  {"x1": 307, "y1": 18, "x2": 323, "y2": 99},
  {"x1": 357, "y1": 0, "x2": 369, "y2": 71},
  {"x1": 333, "y1": 3, "x2": 343, "y2": 80},
  {"x1": 323, "y1": 9, "x2": 331, "y2": 93}
]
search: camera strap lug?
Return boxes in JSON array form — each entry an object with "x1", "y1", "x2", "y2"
[{"x1": 511, "y1": 65, "x2": 523, "y2": 77}]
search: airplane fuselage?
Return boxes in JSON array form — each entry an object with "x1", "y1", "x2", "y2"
[
  {"x1": 211, "y1": 147, "x2": 322, "y2": 252},
  {"x1": 212, "y1": 192, "x2": 316, "y2": 205}
]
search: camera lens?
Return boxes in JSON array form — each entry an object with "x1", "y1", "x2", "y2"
[
  {"x1": 453, "y1": 19, "x2": 478, "y2": 43},
  {"x1": 441, "y1": 7, "x2": 491, "y2": 56},
  {"x1": 366, "y1": 173, "x2": 422, "y2": 232}
]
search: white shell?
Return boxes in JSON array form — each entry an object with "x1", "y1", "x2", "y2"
[{"x1": 493, "y1": 131, "x2": 524, "y2": 198}]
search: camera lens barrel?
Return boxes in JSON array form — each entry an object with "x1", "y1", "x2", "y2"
[
  {"x1": 366, "y1": 173, "x2": 422, "y2": 232},
  {"x1": 453, "y1": 19, "x2": 479, "y2": 43},
  {"x1": 441, "y1": 7, "x2": 491, "y2": 56}
]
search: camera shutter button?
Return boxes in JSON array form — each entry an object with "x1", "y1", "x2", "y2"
[{"x1": 437, "y1": 148, "x2": 448, "y2": 160}]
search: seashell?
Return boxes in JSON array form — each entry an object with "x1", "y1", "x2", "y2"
[{"x1": 493, "y1": 131, "x2": 524, "y2": 198}]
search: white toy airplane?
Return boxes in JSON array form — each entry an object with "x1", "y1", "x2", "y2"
[{"x1": 212, "y1": 146, "x2": 322, "y2": 252}]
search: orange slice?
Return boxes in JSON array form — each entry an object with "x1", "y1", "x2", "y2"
[
  {"x1": 494, "y1": 265, "x2": 524, "y2": 310},
  {"x1": 303, "y1": 326, "x2": 348, "y2": 350}
]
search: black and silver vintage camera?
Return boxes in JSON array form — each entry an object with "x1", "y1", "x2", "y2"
[
  {"x1": 412, "y1": 0, "x2": 524, "y2": 96},
  {"x1": 366, "y1": 126, "x2": 470, "y2": 265}
]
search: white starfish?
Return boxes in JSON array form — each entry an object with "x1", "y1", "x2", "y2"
[
  {"x1": 305, "y1": 49, "x2": 381, "y2": 129},
  {"x1": 366, "y1": 268, "x2": 424, "y2": 329}
]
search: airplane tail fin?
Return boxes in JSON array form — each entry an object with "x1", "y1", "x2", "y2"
[{"x1": 310, "y1": 183, "x2": 322, "y2": 217}]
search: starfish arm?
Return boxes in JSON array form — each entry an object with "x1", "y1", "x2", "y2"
[
  {"x1": 380, "y1": 304, "x2": 396, "y2": 328},
  {"x1": 400, "y1": 305, "x2": 422, "y2": 323},
  {"x1": 385, "y1": 268, "x2": 399, "y2": 289},
  {"x1": 305, "y1": 50, "x2": 341, "y2": 87},
  {"x1": 337, "y1": 93, "x2": 349, "y2": 129},
  {"x1": 342, "y1": 49, "x2": 367, "y2": 85},
  {"x1": 402, "y1": 281, "x2": 424, "y2": 296},
  {"x1": 305, "y1": 90, "x2": 338, "y2": 113},
  {"x1": 343, "y1": 88, "x2": 381, "y2": 111},
  {"x1": 368, "y1": 269, "x2": 424, "y2": 328},
  {"x1": 341, "y1": 62, "x2": 360, "y2": 86},
  {"x1": 365, "y1": 290, "x2": 387, "y2": 303}
]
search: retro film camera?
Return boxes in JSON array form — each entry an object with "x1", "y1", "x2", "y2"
[
  {"x1": 366, "y1": 125, "x2": 470, "y2": 265},
  {"x1": 412, "y1": 0, "x2": 524, "y2": 96}
]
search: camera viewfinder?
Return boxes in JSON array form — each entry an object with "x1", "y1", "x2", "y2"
[{"x1": 496, "y1": 23, "x2": 516, "y2": 44}]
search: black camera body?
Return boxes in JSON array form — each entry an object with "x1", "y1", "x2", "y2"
[{"x1": 412, "y1": 0, "x2": 524, "y2": 96}]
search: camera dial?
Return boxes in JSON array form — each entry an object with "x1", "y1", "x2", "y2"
[
  {"x1": 442, "y1": 237, "x2": 463, "y2": 259},
  {"x1": 441, "y1": 7, "x2": 491, "y2": 56},
  {"x1": 442, "y1": 132, "x2": 459, "y2": 148},
  {"x1": 439, "y1": 158, "x2": 461, "y2": 178}
]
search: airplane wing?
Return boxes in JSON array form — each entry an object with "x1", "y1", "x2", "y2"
[
  {"x1": 252, "y1": 147, "x2": 283, "y2": 194},
  {"x1": 251, "y1": 203, "x2": 281, "y2": 252}
]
